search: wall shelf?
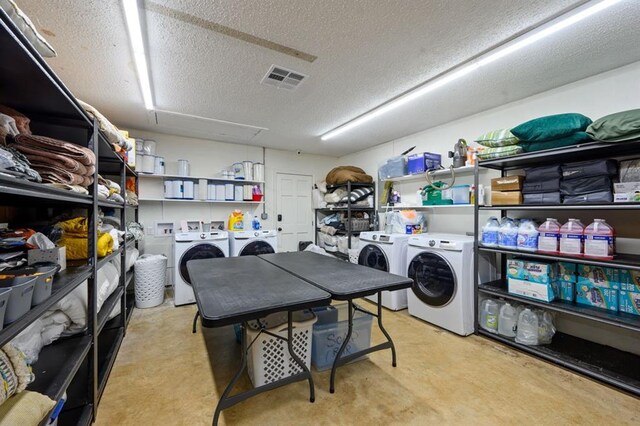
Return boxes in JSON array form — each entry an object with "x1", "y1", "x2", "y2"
[
  {"x1": 139, "y1": 198, "x2": 264, "y2": 204},
  {"x1": 480, "y1": 203, "x2": 640, "y2": 210},
  {"x1": 138, "y1": 173, "x2": 264, "y2": 185},
  {"x1": 382, "y1": 204, "x2": 475, "y2": 209},
  {"x1": 381, "y1": 165, "x2": 476, "y2": 183}
]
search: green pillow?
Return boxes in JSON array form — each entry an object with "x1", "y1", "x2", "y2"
[
  {"x1": 475, "y1": 129, "x2": 519, "y2": 147},
  {"x1": 511, "y1": 113, "x2": 592, "y2": 142},
  {"x1": 586, "y1": 109, "x2": 640, "y2": 142},
  {"x1": 521, "y1": 131, "x2": 592, "y2": 152},
  {"x1": 476, "y1": 145, "x2": 523, "y2": 160}
]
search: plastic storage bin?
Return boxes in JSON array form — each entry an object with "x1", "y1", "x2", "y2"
[
  {"x1": 0, "y1": 288, "x2": 11, "y2": 330},
  {"x1": 311, "y1": 302, "x2": 373, "y2": 371},
  {"x1": 379, "y1": 156, "x2": 407, "y2": 180},
  {"x1": 451, "y1": 185, "x2": 470, "y2": 204},
  {"x1": 29, "y1": 263, "x2": 57, "y2": 306},
  {"x1": 1, "y1": 276, "x2": 36, "y2": 324},
  {"x1": 134, "y1": 254, "x2": 167, "y2": 308},
  {"x1": 246, "y1": 310, "x2": 316, "y2": 387}
]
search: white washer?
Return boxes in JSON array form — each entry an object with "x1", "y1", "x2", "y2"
[
  {"x1": 173, "y1": 230, "x2": 229, "y2": 306},
  {"x1": 357, "y1": 232, "x2": 410, "y2": 311},
  {"x1": 229, "y1": 230, "x2": 278, "y2": 256},
  {"x1": 406, "y1": 233, "x2": 488, "y2": 336}
]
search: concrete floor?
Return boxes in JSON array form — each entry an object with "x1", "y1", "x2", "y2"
[{"x1": 96, "y1": 297, "x2": 639, "y2": 425}]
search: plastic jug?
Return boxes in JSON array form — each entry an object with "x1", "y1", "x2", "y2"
[
  {"x1": 537, "y1": 310, "x2": 556, "y2": 344},
  {"x1": 252, "y1": 216, "x2": 261, "y2": 231},
  {"x1": 559, "y1": 218, "x2": 585, "y2": 256},
  {"x1": 584, "y1": 219, "x2": 615, "y2": 259},
  {"x1": 228, "y1": 210, "x2": 244, "y2": 231},
  {"x1": 498, "y1": 218, "x2": 518, "y2": 249},
  {"x1": 479, "y1": 299, "x2": 500, "y2": 334},
  {"x1": 481, "y1": 217, "x2": 500, "y2": 247},
  {"x1": 517, "y1": 219, "x2": 539, "y2": 252},
  {"x1": 538, "y1": 218, "x2": 561, "y2": 253},
  {"x1": 515, "y1": 308, "x2": 539, "y2": 345},
  {"x1": 498, "y1": 303, "x2": 518, "y2": 337}
]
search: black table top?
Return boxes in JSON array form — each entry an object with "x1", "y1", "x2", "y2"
[
  {"x1": 259, "y1": 252, "x2": 413, "y2": 300},
  {"x1": 187, "y1": 256, "x2": 332, "y2": 328}
]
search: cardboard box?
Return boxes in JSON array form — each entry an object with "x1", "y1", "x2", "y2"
[
  {"x1": 577, "y1": 264, "x2": 621, "y2": 290},
  {"x1": 491, "y1": 190, "x2": 523, "y2": 205},
  {"x1": 575, "y1": 282, "x2": 618, "y2": 312},
  {"x1": 556, "y1": 262, "x2": 577, "y2": 282},
  {"x1": 508, "y1": 277, "x2": 557, "y2": 302},
  {"x1": 618, "y1": 291, "x2": 640, "y2": 316},
  {"x1": 558, "y1": 281, "x2": 574, "y2": 301},
  {"x1": 28, "y1": 246, "x2": 66, "y2": 271},
  {"x1": 617, "y1": 269, "x2": 640, "y2": 292},
  {"x1": 614, "y1": 193, "x2": 631, "y2": 203},
  {"x1": 507, "y1": 259, "x2": 556, "y2": 284},
  {"x1": 491, "y1": 175, "x2": 524, "y2": 191},
  {"x1": 614, "y1": 182, "x2": 640, "y2": 193}
]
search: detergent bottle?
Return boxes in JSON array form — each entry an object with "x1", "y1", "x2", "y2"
[
  {"x1": 479, "y1": 299, "x2": 500, "y2": 334},
  {"x1": 228, "y1": 210, "x2": 244, "y2": 231},
  {"x1": 252, "y1": 216, "x2": 262, "y2": 231},
  {"x1": 559, "y1": 218, "x2": 585, "y2": 256},
  {"x1": 517, "y1": 219, "x2": 539, "y2": 252},
  {"x1": 498, "y1": 217, "x2": 518, "y2": 249},
  {"x1": 481, "y1": 217, "x2": 500, "y2": 247},
  {"x1": 584, "y1": 219, "x2": 615, "y2": 259},
  {"x1": 538, "y1": 218, "x2": 561, "y2": 253}
]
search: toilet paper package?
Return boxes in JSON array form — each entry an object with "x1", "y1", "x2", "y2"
[
  {"x1": 617, "y1": 269, "x2": 640, "y2": 292},
  {"x1": 577, "y1": 265, "x2": 621, "y2": 290},
  {"x1": 558, "y1": 281, "x2": 575, "y2": 302},
  {"x1": 507, "y1": 259, "x2": 526, "y2": 280},
  {"x1": 507, "y1": 259, "x2": 556, "y2": 284},
  {"x1": 575, "y1": 283, "x2": 618, "y2": 312},
  {"x1": 618, "y1": 291, "x2": 640, "y2": 316},
  {"x1": 556, "y1": 262, "x2": 577, "y2": 282},
  {"x1": 507, "y1": 277, "x2": 557, "y2": 302}
]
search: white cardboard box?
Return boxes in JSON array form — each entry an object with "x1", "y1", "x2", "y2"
[
  {"x1": 507, "y1": 277, "x2": 557, "y2": 302},
  {"x1": 28, "y1": 246, "x2": 67, "y2": 271}
]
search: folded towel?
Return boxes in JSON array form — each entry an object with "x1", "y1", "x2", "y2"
[
  {"x1": 97, "y1": 184, "x2": 110, "y2": 199},
  {"x1": 14, "y1": 134, "x2": 95, "y2": 166},
  {"x1": 30, "y1": 164, "x2": 86, "y2": 186},
  {"x1": 44, "y1": 183, "x2": 89, "y2": 194},
  {"x1": 0, "y1": 105, "x2": 31, "y2": 134},
  {"x1": 0, "y1": 146, "x2": 41, "y2": 182},
  {"x1": 0, "y1": 113, "x2": 19, "y2": 136},
  {"x1": 12, "y1": 144, "x2": 90, "y2": 175},
  {"x1": 108, "y1": 192, "x2": 124, "y2": 203}
]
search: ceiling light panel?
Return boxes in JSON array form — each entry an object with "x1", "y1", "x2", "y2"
[{"x1": 123, "y1": 0, "x2": 154, "y2": 110}]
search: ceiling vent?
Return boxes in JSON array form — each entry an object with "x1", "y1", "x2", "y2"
[{"x1": 261, "y1": 65, "x2": 307, "y2": 90}]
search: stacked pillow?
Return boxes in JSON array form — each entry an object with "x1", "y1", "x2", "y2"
[
  {"x1": 586, "y1": 109, "x2": 640, "y2": 142},
  {"x1": 511, "y1": 113, "x2": 593, "y2": 152},
  {"x1": 475, "y1": 129, "x2": 523, "y2": 159}
]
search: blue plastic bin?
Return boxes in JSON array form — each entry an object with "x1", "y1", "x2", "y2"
[{"x1": 311, "y1": 303, "x2": 373, "y2": 371}]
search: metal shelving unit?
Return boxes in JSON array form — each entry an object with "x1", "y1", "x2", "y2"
[
  {"x1": 0, "y1": 9, "x2": 137, "y2": 424},
  {"x1": 473, "y1": 139, "x2": 640, "y2": 397}
]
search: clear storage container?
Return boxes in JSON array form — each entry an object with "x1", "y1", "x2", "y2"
[{"x1": 451, "y1": 185, "x2": 470, "y2": 204}]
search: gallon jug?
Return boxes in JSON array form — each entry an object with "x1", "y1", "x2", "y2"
[
  {"x1": 479, "y1": 299, "x2": 500, "y2": 334},
  {"x1": 537, "y1": 310, "x2": 556, "y2": 345},
  {"x1": 498, "y1": 218, "x2": 518, "y2": 249},
  {"x1": 538, "y1": 218, "x2": 561, "y2": 253},
  {"x1": 481, "y1": 217, "x2": 500, "y2": 247},
  {"x1": 517, "y1": 219, "x2": 539, "y2": 252},
  {"x1": 559, "y1": 218, "x2": 585, "y2": 256},
  {"x1": 584, "y1": 219, "x2": 616, "y2": 259},
  {"x1": 515, "y1": 308, "x2": 539, "y2": 345},
  {"x1": 498, "y1": 302, "x2": 518, "y2": 337}
]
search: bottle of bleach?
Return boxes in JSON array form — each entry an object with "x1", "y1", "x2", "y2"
[
  {"x1": 584, "y1": 219, "x2": 615, "y2": 259},
  {"x1": 559, "y1": 218, "x2": 585, "y2": 256},
  {"x1": 517, "y1": 219, "x2": 538, "y2": 252},
  {"x1": 481, "y1": 217, "x2": 500, "y2": 247},
  {"x1": 538, "y1": 218, "x2": 561, "y2": 253}
]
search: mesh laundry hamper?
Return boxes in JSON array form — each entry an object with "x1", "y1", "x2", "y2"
[
  {"x1": 134, "y1": 254, "x2": 167, "y2": 308},
  {"x1": 245, "y1": 310, "x2": 316, "y2": 387}
]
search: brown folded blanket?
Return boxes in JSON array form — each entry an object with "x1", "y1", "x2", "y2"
[
  {"x1": 31, "y1": 163, "x2": 93, "y2": 187},
  {"x1": 0, "y1": 105, "x2": 31, "y2": 134},
  {"x1": 12, "y1": 144, "x2": 88, "y2": 175},
  {"x1": 14, "y1": 134, "x2": 95, "y2": 166}
]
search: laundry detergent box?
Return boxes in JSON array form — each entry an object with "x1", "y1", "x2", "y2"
[
  {"x1": 618, "y1": 291, "x2": 640, "y2": 316},
  {"x1": 557, "y1": 281, "x2": 575, "y2": 302},
  {"x1": 556, "y1": 262, "x2": 577, "y2": 282},
  {"x1": 507, "y1": 277, "x2": 557, "y2": 302},
  {"x1": 575, "y1": 282, "x2": 618, "y2": 312},
  {"x1": 577, "y1": 264, "x2": 621, "y2": 289},
  {"x1": 617, "y1": 269, "x2": 640, "y2": 292}
]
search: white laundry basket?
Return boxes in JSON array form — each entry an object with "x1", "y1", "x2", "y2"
[
  {"x1": 134, "y1": 254, "x2": 167, "y2": 308},
  {"x1": 245, "y1": 310, "x2": 316, "y2": 387}
]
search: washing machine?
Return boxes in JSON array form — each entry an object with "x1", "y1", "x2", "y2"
[
  {"x1": 173, "y1": 230, "x2": 229, "y2": 306},
  {"x1": 357, "y1": 231, "x2": 410, "y2": 310},
  {"x1": 406, "y1": 233, "x2": 493, "y2": 336},
  {"x1": 229, "y1": 230, "x2": 278, "y2": 256}
]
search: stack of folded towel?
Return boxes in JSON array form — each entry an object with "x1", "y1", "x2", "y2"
[
  {"x1": 511, "y1": 113, "x2": 593, "y2": 153},
  {"x1": 12, "y1": 134, "x2": 96, "y2": 187},
  {"x1": 98, "y1": 175, "x2": 124, "y2": 203}
]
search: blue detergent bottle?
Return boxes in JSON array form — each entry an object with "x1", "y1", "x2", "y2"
[{"x1": 252, "y1": 216, "x2": 261, "y2": 230}]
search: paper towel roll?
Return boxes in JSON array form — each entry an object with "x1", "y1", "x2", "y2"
[
  {"x1": 199, "y1": 179, "x2": 208, "y2": 200},
  {"x1": 216, "y1": 184, "x2": 225, "y2": 200}
]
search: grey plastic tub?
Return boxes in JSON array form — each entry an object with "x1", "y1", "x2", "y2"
[
  {"x1": 0, "y1": 288, "x2": 11, "y2": 330},
  {"x1": 0, "y1": 276, "x2": 36, "y2": 324},
  {"x1": 5, "y1": 263, "x2": 58, "y2": 306}
]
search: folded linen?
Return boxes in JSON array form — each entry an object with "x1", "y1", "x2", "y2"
[
  {"x1": 0, "y1": 112, "x2": 19, "y2": 136},
  {"x1": 14, "y1": 134, "x2": 95, "y2": 166},
  {"x1": 31, "y1": 163, "x2": 86, "y2": 186},
  {"x1": 0, "y1": 104, "x2": 31, "y2": 134},
  {"x1": 78, "y1": 99, "x2": 129, "y2": 149},
  {"x1": 12, "y1": 143, "x2": 90, "y2": 175},
  {"x1": 97, "y1": 184, "x2": 110, "y2": 199},
  {"x1": 44, "y1": 183, "x2": 89, "y2": 194},
  {"x1": 0, "y1": 146, "x2": 41, "y2": 182}
]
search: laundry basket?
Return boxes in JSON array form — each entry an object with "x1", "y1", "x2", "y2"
[
  {"x1": 245, "y1": 310, "x2": 316, "y2": 387},
  {"x1": 134, "y1": 254, "x2": 167, "y2": 308}
]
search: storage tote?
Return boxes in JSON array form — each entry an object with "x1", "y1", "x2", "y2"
[
  {"x1": 311, "y1": 302, "x2": 373, "y2": 371},
  {"x1": 134, "y1": 254, "x2": 167, "y2": 308},
  {"x1": 246, "y1": 310, "x2": 316, "y2": 387},
  {"x1": 0, "y1": 288, "x2": 11, "y2": 330},
  {"x1": 0, "y1": 276, "x2": 36, "y2": 324}
]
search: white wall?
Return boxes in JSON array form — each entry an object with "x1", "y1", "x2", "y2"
[
  {"x1": 130, "y1": 129, "x2": 337, "y2": 284},
  {"x1": 339, "y1": 60, "x2": 640, "y2": 355}
]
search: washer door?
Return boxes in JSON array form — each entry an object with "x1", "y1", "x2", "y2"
[
  {"x1": 239, "y1": 240, "x2": 275, "y2": 256},
  {"x1": 407, "y1": 252, "x2": 456, "y2": 307},
  {"x1": 179, "y1": 243, "x2": 225, "y2": 285},
  {"x1": 358, "y1": 244, "x2": 389, "y2": 272}
]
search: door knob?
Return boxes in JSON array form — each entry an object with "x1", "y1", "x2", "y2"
[{"x1": 277, "y1": 227, "x2": 282, "y2": 231}]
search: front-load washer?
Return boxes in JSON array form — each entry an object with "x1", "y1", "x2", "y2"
[
  {"x1": 229, "y1": 230, "x2": 277, "y2": 256},
  {"x1": 357, "y1": 231, "x2": 410, "y2": 310},
  {"x1": 174, "y1": 230, "x2": 229, "y2": 306},
  {"x1": 406, "y1": 233, "x2": 484, "y2": 336}
]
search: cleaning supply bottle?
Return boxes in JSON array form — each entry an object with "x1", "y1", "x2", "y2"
[
  {"x1": 559, "y1": 218, "x2": 585, "y2": 256},
  {"x1": 515, "y1": 308, "x2": 539, "y2": 345},
  {"x1": 252, "y1": 216, "x2": 261, "y2": 231},
  {"x1": 481, "y1": 217, "x2": 500, "y2": 247},
  {"x1": 584, "y1": 219, "x2": 615, "y2": 259},
  {"x1": 498, "y1": 302, "x2": 518, "y2": 338},
  {"x1": 517, "y1": 219, "x2": 539, "y2": 252},
  {"x1": 498, "y1": 217, "x2": 518, "y2": 249},
  {"x1": 228, "y1": 210, "x2": 244, "y2": 231},
  {"x1": 243, "y1": 211, "x2": 252, "y2": 231},
  {"x1": 538, "y1": 218, "x2": 561, "y2": 253},
  {"x1": 479, "y1": 299, "x2": 500, "y2": 334}
]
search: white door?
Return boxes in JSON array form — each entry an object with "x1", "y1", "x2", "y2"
[{"x1": 276, "y1": 173, "x2": 313, "y2": 252}]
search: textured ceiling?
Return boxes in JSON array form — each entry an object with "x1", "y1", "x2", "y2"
[{"x1": 16, "y1": 0, "x2": 640, "y2": 155}]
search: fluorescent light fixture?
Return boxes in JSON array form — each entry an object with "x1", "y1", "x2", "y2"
[
  {"x1": 123, "y1": 0, "x2": 154, "y2": 110},
  {"x1": 321, "y1": 0, "x2": 621, "y2": 141}
]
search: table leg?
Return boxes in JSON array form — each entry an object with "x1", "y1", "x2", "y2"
[
  {"x1": 330, "y1": 299, "x2": 354, "y2": 394},
  {"x1": 212, "y1": 323, "x2": 248, "y2": 426},
  {"x1": 192, "y1": 310, "x2": 200, "y2": 333},
  {"x1": 377, "y1": 291, "x2": 397, "y2": 367},
  {"x1": 286, "y1": 311, "x2": 316, "y2": 403}
]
